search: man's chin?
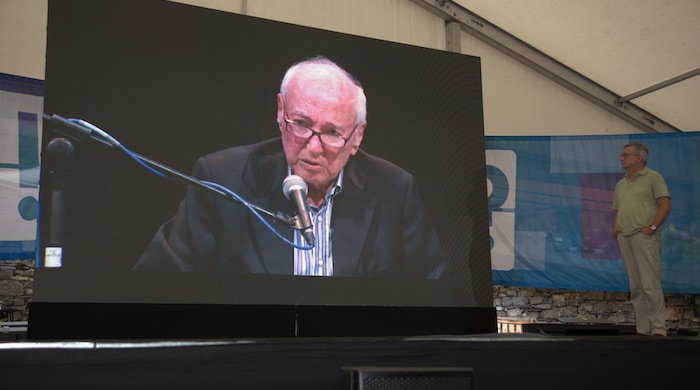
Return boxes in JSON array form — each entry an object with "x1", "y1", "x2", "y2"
[
  {"x1": 293, "y1": 169, "x2": 324, "y2": 185},
  {"x1": 294, "y1": 163, "x2": 324, "y2": 177}
]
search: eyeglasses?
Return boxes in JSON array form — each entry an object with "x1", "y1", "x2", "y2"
[
  {"x1": 283, "y1": 104, "x2": 353, "y2": 148},
  {"x1": 619, "y1": 153, "x2": 639, "y2": 158}
]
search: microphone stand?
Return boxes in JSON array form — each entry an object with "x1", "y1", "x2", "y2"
[
  {"x1": 39, "y1": 137, "x2": 75, "y2": 267},
  {"x1": 42, "y1": 114, "x2": 297, "y2": 230}
]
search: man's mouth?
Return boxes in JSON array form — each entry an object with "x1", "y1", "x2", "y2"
[{"x1": 300, "y1": 158, "x2": 321, "y2": 167}]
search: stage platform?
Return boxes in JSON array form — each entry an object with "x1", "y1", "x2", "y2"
[{"x1": 1, "y1": 332, "x2": 698, "y2": 389}]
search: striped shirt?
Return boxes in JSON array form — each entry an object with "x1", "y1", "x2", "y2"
[{"x1": 293, "y1": 170, "x2": 343, "y2": 276}]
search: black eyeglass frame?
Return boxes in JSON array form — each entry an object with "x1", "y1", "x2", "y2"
[{"x1": 282, "y1": 103, "x2": 356, "y2": 149}]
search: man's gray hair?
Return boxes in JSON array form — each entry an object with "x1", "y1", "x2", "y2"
[
  {"x1": 280, "y1": 56, "x2": 367, "y2": 128},
  {"x1": 625, "y1": 141, "x2": 649, "y2": 163}
]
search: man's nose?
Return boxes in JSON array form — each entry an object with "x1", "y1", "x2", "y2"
[{"x1": 305, "y1": 132, "x2": 324, "y2": 153}]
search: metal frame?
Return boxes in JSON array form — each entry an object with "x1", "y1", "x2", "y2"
[{"x1": 412, "y1": 0, "x2": 682, "y2": 133}]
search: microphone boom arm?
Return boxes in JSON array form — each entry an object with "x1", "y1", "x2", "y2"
[
  {"x1": 42, "y1": 114, "x2": 297, "y2": 229},
  {"x1": 132, "y1": 151, "x2": 295, "y2": 227}
]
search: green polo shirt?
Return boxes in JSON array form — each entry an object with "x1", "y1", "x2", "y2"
[{"x1": 612, "y1": 167, "x2": 670, "y2": 236}]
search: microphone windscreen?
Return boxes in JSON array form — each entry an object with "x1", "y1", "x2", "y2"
[{"x1": 282, "y1": 175, "x2": 308, "y2": 198}]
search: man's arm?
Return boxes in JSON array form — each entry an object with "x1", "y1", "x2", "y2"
[
  {"x1": 650, "y1": 196, "x2": 671, "y2": 231},
  {"x1": 402, "y1": 175, "x2": 444, "y2": 279}
]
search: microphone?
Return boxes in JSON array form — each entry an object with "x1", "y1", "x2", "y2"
[
  {"x1": 43, "y1": 114, "x2": 92, "y2": 143},
  {"x1": 42, "y1": 114, "x2": 117, "y2": 147},
  {"x1": 282, "y1": 175, "x2": 315, "y2": 246}
]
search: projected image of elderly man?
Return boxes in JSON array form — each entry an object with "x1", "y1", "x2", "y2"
[{"x1": 135, "y1": 56, "x2": 443, "y2": 278}]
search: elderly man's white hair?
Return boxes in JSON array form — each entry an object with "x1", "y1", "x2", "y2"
[{"x1": 280, "y1": 56, "x2": 367, "y2": 129}]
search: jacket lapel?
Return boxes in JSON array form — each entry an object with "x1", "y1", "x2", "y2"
[
  {"x1": 331, "y1": 158, "x2": 376, "y2": 276},
  {"x1": 242, "y1": 140, "x2": 295, "y2": 274}
]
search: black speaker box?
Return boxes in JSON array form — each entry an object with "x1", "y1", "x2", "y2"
[{"x1": 341, "y1": 366, "x2": 473, "y2": 390}]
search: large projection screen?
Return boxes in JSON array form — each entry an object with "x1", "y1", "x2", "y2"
[{"x1": 30, "y1": 0, "x2": 494, "y2": 339}]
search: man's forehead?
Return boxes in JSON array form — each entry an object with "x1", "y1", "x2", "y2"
[
  {"x1": 290, "y1": 67, "x2": 355, "y2": 94},
  {"x1": 286, "y1": 84, "x2": 356, "y2": 116}
]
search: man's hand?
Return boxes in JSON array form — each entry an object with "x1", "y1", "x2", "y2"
[{"x1": 640, "y1": 226, "x2": 655, "y2": 236}]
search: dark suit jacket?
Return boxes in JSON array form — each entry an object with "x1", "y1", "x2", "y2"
[{"x1": 134, "y1": 138, "x2": 443, "y2": 277}]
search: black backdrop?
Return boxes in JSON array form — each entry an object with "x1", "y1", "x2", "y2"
[{"x1": 31, "y1": 0, "x2": 494, "y2": 339}]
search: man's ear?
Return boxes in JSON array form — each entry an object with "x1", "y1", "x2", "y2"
[
  {"x1": 350, "y1": 121, "x2": 366, "y2": 155},
  {"x1": 276, "y1": 93, "x2": 285, "y2": 130}
]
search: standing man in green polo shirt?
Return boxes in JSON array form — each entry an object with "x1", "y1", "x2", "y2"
[{"x1": 613, "y1": 141, "x2": 671, "y2": 336}]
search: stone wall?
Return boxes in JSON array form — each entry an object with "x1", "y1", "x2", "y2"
[
  {"x1": 494, "y1": 285, "x2": 700, "y2": 334},
  {"x1": 0, "y1": 260, "x2": 33, "y2": 321},
  {"x1": 2, "y1": 260, "x2": 699, "y2": 335}
]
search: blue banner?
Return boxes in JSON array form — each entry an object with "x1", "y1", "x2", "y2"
[
  {"x1": 0, "y1": 73, "x2": 43, "y2": 260},
  {"x1": 486, "y1": 132, "x2": 700, "y2": 293}
]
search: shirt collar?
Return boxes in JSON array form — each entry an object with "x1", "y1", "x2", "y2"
[
  {"x1": 625, "y1": 166, "x2": 650, "y2": 180},
  {"x1": 285, "y1": 167, "x2": 344, "y2": 200}
]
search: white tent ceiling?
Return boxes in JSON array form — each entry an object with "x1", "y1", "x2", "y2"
[
  {"x1": 4, "y1": 0, "x2": 696, "y2": 132},
  {"x1": 442, "y1": 0, "x2": 700, "y2": 132}
]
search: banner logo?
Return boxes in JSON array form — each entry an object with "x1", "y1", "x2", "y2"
[{"x1": 486, "y1": 149, "x2": 516, "y2": 271}]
